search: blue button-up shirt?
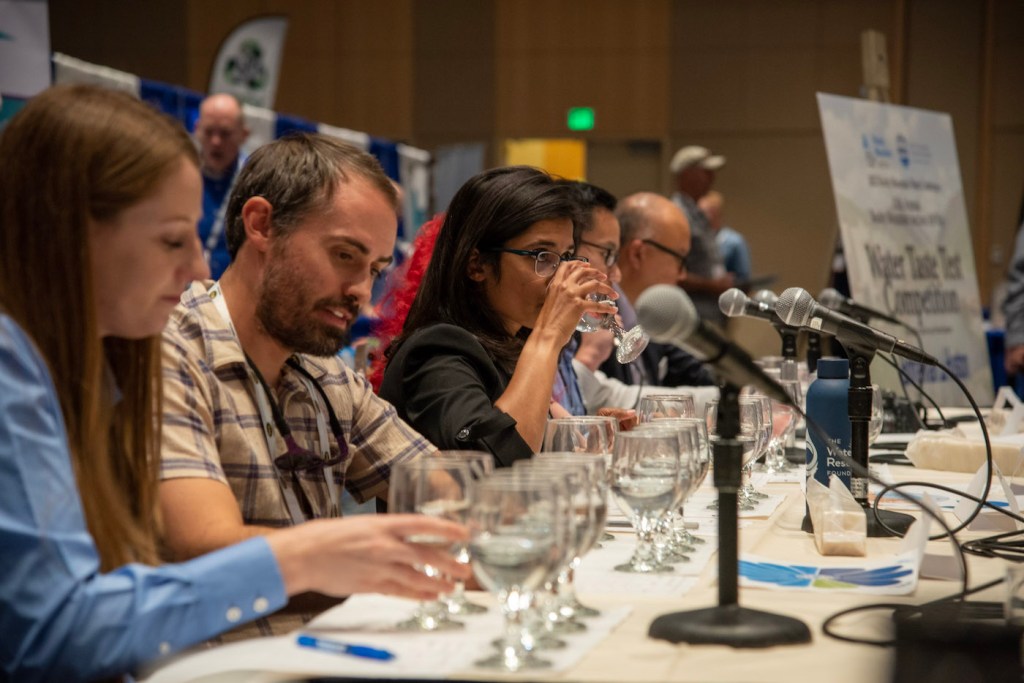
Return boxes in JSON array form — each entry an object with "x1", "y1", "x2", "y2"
[{"x1": 0, "y1": 315, "x2": 287, "y2": 682}]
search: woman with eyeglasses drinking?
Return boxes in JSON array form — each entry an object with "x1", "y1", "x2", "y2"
[
  {"x1": 379, "y1": 167, "x2": 617, "y2": 467},
  {"x1": 0, "y1": 85, "x2": 469, "y2": 683}
]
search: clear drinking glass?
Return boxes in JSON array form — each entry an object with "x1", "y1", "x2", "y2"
[
  {"x1": 534, "y1": 452, "x2": 607, "y2": 619},
  {"x1": 543, "y1": 416, "x2": 618, "y2": 542},
  {"x1": 869, "y1": 384, "x2": 884, "y2": 444},
  {"x1": 705, "y1": 398, "x2": 762, "y2": 511},
  {"x1": 469, "y1": 475, "x2": 566, "y2": 672},
  {"x1": 631, "y1": 420, "x2": 700, "y2": 562},
  {"x1": 609, "y1": 430, "x2": 684, "y2": 573},
  {"x1": 637, "y1": 393, "x2": 696, "y2": 422},
  {"x1": 517, "y1": 459, "x2": 595, "y2": 634},
  {"x1": 576, "y1": 294, "x2": 650, "y2": 364},
  {"x1": 388, "y1": 458, "x2": 473, "y2": 631},
  {"x1": 434, "y1": 451, "x2": 495, "y2": 616}
]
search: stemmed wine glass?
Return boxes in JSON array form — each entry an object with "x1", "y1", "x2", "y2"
[
  {"x1": 609, "y1": 430, "x2": 684, "y2": 573},
  {"x1": 637, "y1": 393, "x2": 696, "y2": 422},
  {"x1": 634, "y1": 418, "x2": 705, "y2": 557},
  {"x1": 543, "y1": 415, "x2": 618, "y2": 542},
  {"x1": 434, "y1": 451, "x2": 495, "y2": 616},
  {"x1": 469, "y1": 474, "x2": 567, "y2": 672},
  {"x1": 533, "y1": 453, "x2": 607, "y2": 621},
  {"x1": 704, "y1": 398, "x2": 763, "y2": 511},
  {"x1": 388, "y1": 458, "x2": 473, "y2": 631},
  {"x1": 576, "y1": 296, "x2": 649, "y2": 364}
]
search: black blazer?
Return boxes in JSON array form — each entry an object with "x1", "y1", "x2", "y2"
[{"x1": 379, "y1": 323, "x2": 533, "y2": 468}]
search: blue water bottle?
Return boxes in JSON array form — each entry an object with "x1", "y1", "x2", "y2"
[{"x1": 802, "y1": 357, "x2": 852, "y2": 532}]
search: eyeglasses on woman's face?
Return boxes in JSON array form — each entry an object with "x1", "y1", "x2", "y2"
[{"x1": 483, "y1": 247, "x2": 589, "y2": 278}]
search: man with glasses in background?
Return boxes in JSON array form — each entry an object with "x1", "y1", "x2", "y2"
[
  {"x1": 592, "y1": 191, "x2": 716, "y2": 395},
  {"x1": 159, "y1": 133, "x2": 435, "y2": 639},
  {"x1": 195, "y1": 93, "x2": 250, "y2": 280}
]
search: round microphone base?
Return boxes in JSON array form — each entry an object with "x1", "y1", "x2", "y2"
[{"x1": 648, "y1": 604, "x2": 812, "y2": 648}]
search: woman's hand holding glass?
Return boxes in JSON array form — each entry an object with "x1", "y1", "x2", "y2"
[{"x1": 536, "y1": 259, "x2": 617, "y2": 346}]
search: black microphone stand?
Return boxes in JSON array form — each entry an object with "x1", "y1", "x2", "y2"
[
  {"x1": 774, "y1": 323, "x2": 798, "y2": 361},
  {"x1": 844, "y1": 345, "x2": 915, "y2": 538},
  {"x1": 806, "y1": 331, "x2": 821, "y2": 374},
  {"x1": 648, "y1": 382, "x2": 811, "y2": 647}
]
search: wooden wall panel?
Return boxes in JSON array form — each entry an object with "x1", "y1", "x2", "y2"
[
  {"x1": 185, "y1": 0, "x2": 414, "y2": 140},
  {"x1": 494, "y1": 0, "x2": 671, "y2": 139},
  {"x1": 412, "y1": 0, "x2": 495, "y2": 145},
  {"x1": 49, "y1": 0, "x2": 188, "y2": 84}
]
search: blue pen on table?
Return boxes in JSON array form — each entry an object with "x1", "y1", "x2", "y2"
[{"x1": 296, "y1": 634, "x2": 396, "y2": 661}]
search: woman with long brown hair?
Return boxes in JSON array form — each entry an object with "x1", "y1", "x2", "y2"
[{"x1": 0, "y1": 84, "x2": 468, "y2": 682}]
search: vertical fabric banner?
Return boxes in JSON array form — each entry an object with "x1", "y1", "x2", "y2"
[
  {"x1": 208, "y1": 15, "x2": 288, "y2": 109},
  {"x1": 398, "y1": 144, "x2": 430, "y2": 240},
  {"x1": 818, "y1": 92, "x2": 993, "y2": 406},
  {"x1": 0, "y1": 0, "x2": 50, "y2": 124}
]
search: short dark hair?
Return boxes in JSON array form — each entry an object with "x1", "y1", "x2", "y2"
[
  {"x1": 562, "y1": 180, "x2": 617, "y2": 234},
  {"x1": 391, "y1": 166, "x2": 579, "y2": 372},
  {"x1": 224, "y1": 133, "x2": 397, "y2": 259}
]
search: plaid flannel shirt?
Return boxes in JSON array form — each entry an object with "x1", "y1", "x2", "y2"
[{"x1": 160, "y1": 280, "x2": 434, "y2": 526}]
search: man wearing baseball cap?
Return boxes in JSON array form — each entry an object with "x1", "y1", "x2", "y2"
[{"x1": 669, "y1": 145, "x2": 733, "y2": 325}]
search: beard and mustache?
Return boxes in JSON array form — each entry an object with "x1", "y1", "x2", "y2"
[{"x1": 255, "y1": 250, "x2": 361, "y2": 357}]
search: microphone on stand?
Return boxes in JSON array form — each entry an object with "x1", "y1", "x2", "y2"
[
  {"x1": 819, "y1": 287, "x2": 903, "y2": 326},
  {"x1": 638, "y1": 284, "x2": 811, "y2": 648},
  {"x1": 775, "y1": 287, "x2": 937, "y2": 366},
  {"x1": 636, "y1": 285, "x2": 792, "y2": 404},
  {"x1": 719, "y1": 288, "x2": 780, "y2": 324}
]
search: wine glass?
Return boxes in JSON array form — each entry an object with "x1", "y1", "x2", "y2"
[
  {"x1": 543, "y1": 415, "x2": 618, "y2": 542},
  {"x1": 388, "y1": 458, "x2": 473, "y2": 631},
  {"x1": 631, "y1": 420, "x2": 700, "y2": 563},
  {"x1": 637, "y1": 393, "x2": 696, "y2": 422},
  {"x1": 533, "y1": 453, "x2": 606, "y2": 620},
  {"x1": 576, "y1": 294, "x2": 650, "y2": 363},
  {"x1": 642, "y1": 417, "x2": 708, "y2": 547},
  {"x1": 516, "y1": 459, "x2": 595, "y2": 634},
  {"x1": 705, "y1": 398, "x2": 762, "y2": 510},
  {"x1": 609, "y1": 430, "x2": 683, "y2": 573},
  {"x1": 869, "y1": 384, "x2": 884, "y2": 444},
  {"x1": 469, "y1": 474, "x2": 567, "y2": 672},
  {"x1": 542, "y1": 416, "x2": 612, "y2": 456},
  {"x1": 434, "y1": 451, "x2": 495, "y2": 616}
]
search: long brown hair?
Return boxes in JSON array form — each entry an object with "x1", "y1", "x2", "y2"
[{"x1": 0, "y1": 85, "x2": 198, "y2": 570}]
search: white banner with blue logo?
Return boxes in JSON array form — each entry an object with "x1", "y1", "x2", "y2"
[
  {"x1": 208, "y1": 15, "x2": 288, "y2": 109},
  {"x1": 818, "y1": 92, "x2": 993, "y2": 406}
]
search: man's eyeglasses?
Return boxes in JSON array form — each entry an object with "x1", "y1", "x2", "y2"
[
  {"x1": 579, "y1": 240, "x2": 619, "y2": 268},
  {"x1": 483, "y1": 247, "x2": 588, "y2": 278},
  {"x1": 642, "y1": 238, "x2": 688, "y2": 271}
]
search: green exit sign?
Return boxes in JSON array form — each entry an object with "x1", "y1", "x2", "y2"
[{"x1": 567, "y1": 107, "x2": 595, "y2": 131}]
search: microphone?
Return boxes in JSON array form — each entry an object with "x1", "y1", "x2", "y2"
[
  {"x1": 635, "y1": 285, "x2": 792, "y2": 403},
  {"x1": 751, "y1": 289, "x2": 778, "y2": 307},
  {"x1": 718, "y1": 288, "x2": 779, "y2": 324},
  {"x1": 775, "y1": 287, "x2": 937, "y2": 366},
  {"x1": 818, "y1": 287, "x2": 903, "y2": 326}
]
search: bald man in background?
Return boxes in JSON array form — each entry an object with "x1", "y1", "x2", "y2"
[
  {"x1": 195, "y1": 93, "x2": 250, "y2": 279},
  {"x1": 590, "y1": 192, "x2": 716, "y2": 398}
]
